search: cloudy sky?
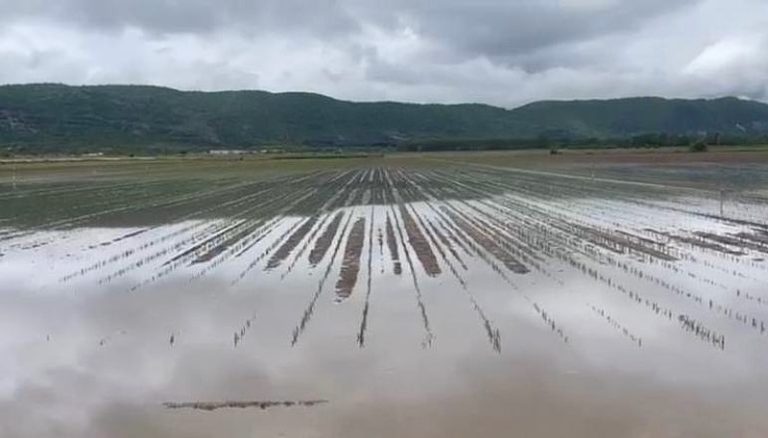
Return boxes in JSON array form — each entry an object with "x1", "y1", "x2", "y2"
[{"x1": 0, "y1": 0, "x2": 766, "y2": 107}]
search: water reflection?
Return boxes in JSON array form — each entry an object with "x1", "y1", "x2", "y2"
[{"x1": 3, "y1": 262, "x2": 768, "y2": 437}]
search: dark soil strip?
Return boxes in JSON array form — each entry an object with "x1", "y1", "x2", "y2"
[
  {"x1": 308, "y1": 212, "x2": 344, "y2": 267},
  {"x1": 88, "y1": 183, "x2": 298, "y2": 280},
  {"x1": 231, "y1": 217, "x2": 311, "y2": 285},
  {"x1": 265, "y1": 216, "x2": 319, "y2": 270},
  {"x1": 442, "y1": 207, "x2": 529, "y2": 274},
  {"x1": 292, "y1": 211, "x2": 355, "y2": 346},
  {"x1": 396, "y1": 172, "x2": 470, "y2": 269},
  {"x1": 670, "y1": 234, "x2": 746, "y2": 256},
  {"x1": 385, "y1": 212, "x2": 402, "y2": 275},
  {"x1": 406, "y1": 205, "x2": 499, "y2": 352},
  {"x1": 163, "y1": 400, "x2": 328, "y2": 411},
  {"x1": 335, "y1": 217, "x2": 366, "y2": 300},
  {"x1": 377, "y1": 226, "x2": 385, "y2": 274},
  {"x1": 358, "y1": 207, "x2": 375, "y2": 347},
  {"x1": 165, "y1": 220, "x2": 246, "y2": 266},
  {"x1": 192, "y1": 220, "x2": 268, "y2": 265},
  {"x1": 426, "y1": 219, "x2": 467, "y2": 270},
  {"x1": 432, "y1": 206, "x2": 567, "y2": 343},
  {"x1": 281, "y1": 215, "x2": 330, "y2": 279},
  {"x1": 390, "y1": 205, "x2": 434, "y2": 347},
  {"x1": 697, "y1": 231, "x2": 768, "y2": 255},
  {"x1": 399, "y1": 205, "x2": 441, "y2": 277}
]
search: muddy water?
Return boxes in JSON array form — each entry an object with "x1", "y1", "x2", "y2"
[{"x1": 2, "y1": 165, "x2": 768, "y2": 437}]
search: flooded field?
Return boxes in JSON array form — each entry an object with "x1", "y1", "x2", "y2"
[{"x1": 2, "y1": 152, "x2": 768, "y2": 437}]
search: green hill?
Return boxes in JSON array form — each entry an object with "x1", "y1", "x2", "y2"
[
  {"x1": 510, "y1": 96, "x2": 768, "y2": 138},
  {"x1": 1, "y1": 84, "x2": 767, "y2": 152}
]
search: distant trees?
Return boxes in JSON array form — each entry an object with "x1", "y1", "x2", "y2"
[
  {"x1": 629, "y1": 133, "x2": 693, "y2": 147},
  {"x1": 689, "y1": 141, "x2": 708, "y2": 153}
]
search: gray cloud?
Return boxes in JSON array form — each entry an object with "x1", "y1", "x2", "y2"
[
  {"x1": 0, "y1": 0, "x2": 698, "y2": 55},
  {"x1": 375, "y1": 0, "x2": 700, "y2": 59},
  {"x1": 0, "y1": 0, "x2": 359, "y2": 36},
  {"x1": 0, "y1": 0, "x2": 766, "y2": 107}
]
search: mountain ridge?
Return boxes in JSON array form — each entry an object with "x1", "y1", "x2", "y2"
[{"x1": 2, "y1": 83, "x2": 767, "y2": 151}]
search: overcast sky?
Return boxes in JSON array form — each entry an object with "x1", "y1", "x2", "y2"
[{"x1": 0, "y1": 0, "x2": 766, "y2": 107}]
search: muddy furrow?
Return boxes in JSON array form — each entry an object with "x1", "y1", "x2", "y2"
[
  {"x1": 377, "y1": 226, "x2": 385, "y2": 274},
  {"x1": 265, "y1": 216, "x2": 320, "y2": 271},
  {"x1": 441, "y1": 206, "x2": 529, "y2": 275},
  {"x1": 292, "y1": 209, "x2": 356, "y2": 346},
  {"x1": 384, "y1": 212, "x2": 402, "y2": 275},
  {"x1": 357, "y1": 207, "x2": 376, "y2": 347},
  {"x1": 398, "y1": 205, "x2": 441, "y2": 277},
  {"x1": 133, "y1": 181, "x2": 309, "y2": 272},
  {"x1": 404, "y1": 173, "x2": 568, "y2": 344},
  {"x1": 98, "y1": 220, "x2": 244, "y2": 286},
  {"x1": 192, "y1": 218, "x2": 284, "y2": 282},
  {"x1": 192, "y1": 219, "x2": 271, "y2": 265},
  {"x1": 129, "y1": 185, "x2": 317, "y2": 284},
  {"x1": 390, "y1": 204, "x2": 434, "y2": 347},
  {"x1": 308, "y1": 212, "x2": 345, "y2": 267},
  {"x1": 335, "y1": 217, "x2": 366, "y2": 300},
  {"x1": 398, "y1": 170, "x2": 478, "y2": 269},
  {"x1": 232, "y1": 216, "x2": 312, "y2": 285},
  {"x1": 280, "y1": 215, "x2": 329, "y2": 279},
  {"x1": 163, "y1": 400, "x2": 328, "y2": 411},
  {"x1": 3, "y1": 177, "x2": 256, "y2": 243},
  {"x1": 383, "y1": 168, "x2": 434, "y2": 346},
  {"x1": 406, "y1": 203, "x2": 500, "y2": 352},
  {"x1": 477, "y1": 182, "x2": 768, "y2": 338},
  {"x1": 279, "y1": 173, "x2": 363, "y2": 278}
]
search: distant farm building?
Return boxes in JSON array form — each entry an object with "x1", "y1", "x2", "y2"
[{"x1": 208, "y1": 149, "x2": 248, "y2": 155}]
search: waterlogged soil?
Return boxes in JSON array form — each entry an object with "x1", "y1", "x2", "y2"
[{"x1": 2, "y1": 154, "x2": 768, "y2": 437}]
